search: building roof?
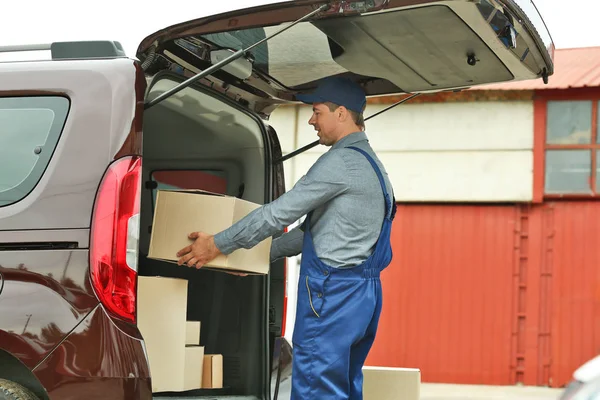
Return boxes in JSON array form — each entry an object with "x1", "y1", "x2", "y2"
[{"x1": 473, "y1": 46, "x2": 600, "y2": 91}]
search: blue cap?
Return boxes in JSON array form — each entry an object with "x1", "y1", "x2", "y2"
[{"x1": 296, "y1": 77, "x2": 366, "y2": 113}]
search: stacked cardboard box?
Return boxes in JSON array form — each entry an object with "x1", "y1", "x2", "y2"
[
  {"x1": 184, "y1": 321, "x2": 204, "y2": 391},
  {"x1": 138, "y1": 276, "x2": 223, "y2": 392},
  {"x1": 203, "y1": 354, "x2": 223, "y2": 389},
  {"x1": 139, "y1": 189, "x2": 270, "y2": 391}
]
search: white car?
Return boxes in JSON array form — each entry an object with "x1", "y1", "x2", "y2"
[{"x1": 559, "y1": 355, "x2": 600, "y2": 400}]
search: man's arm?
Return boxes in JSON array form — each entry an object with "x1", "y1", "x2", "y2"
[
  {"x1": 270, "y1": 224, "x2": 304, "y2": 262},
  {"x1": 214, "y1": 151, "x2": 348, "y2": 255}
]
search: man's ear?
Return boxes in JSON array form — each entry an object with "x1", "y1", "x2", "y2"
[{"x1": 337, "y1": 106, "x2": 349, "y2": 121}]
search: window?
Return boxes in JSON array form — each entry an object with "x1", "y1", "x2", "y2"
[
  {"x1": 0, "y1": 96, "x2": 70, "y2": 207},
  {"x1": 544, "y1": 100, "x2": 600, "y2": 195},
  {"x1": 196, "y1": 21, "x2": 348, "y2": 87}
]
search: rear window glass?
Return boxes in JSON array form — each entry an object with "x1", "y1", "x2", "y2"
[
  {"x1": 0, "y1": 96, "x2": 70, "y2": 207},
  {"x1": 195, "y1": 21, "x2": 347, "y2": 88}
]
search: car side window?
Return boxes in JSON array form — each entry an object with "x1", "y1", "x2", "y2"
[{"x1": 0, "y1": 96, "x2": 70, "y2": 207}]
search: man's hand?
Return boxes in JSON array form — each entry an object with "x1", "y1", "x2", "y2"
[
  {"x1": 176, "y1": 232, "x2": 248, "y2": 276},
  {"x1": 176, "y1": 232, "x2": 221, "y2": 269}
]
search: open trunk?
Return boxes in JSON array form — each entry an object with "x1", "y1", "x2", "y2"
[
  {"x1": 138, "y1": 72, "x2": 278, "y2": 400},
  {"x1": 137, "y1": 0, "x2": 555, "y2": 117}
]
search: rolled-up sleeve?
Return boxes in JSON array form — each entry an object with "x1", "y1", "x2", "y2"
[{"x1": 213, "y1": 151, "x2": 349, "y2": 255}]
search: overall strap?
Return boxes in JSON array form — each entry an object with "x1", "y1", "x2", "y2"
[{"x1": 347, "y1": 146, "x2": 394, "y2": 219}]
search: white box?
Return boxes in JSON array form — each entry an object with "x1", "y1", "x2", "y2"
[
  {"x1": 186, "y1": 321, "x2": 201, "y2": 345},
  {"x1": 137, "y1": 276, "x2": 188, "y2": 392},
  {"x1": 363, "y1": 366, "x2": 420, "y2": 400},
  {"x1": 183, "y1": 346, "x2": 205, "y2": 391}
]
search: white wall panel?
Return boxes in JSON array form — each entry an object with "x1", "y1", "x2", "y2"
[
  {"x1": 292, "y1": 101, "x2": 534, "y2": 152},
  {"x1": 267, "y1": 105, "x2": 297, "y2": 154},
  {"x1": 281, "y1": 151, "x2": 532, "y2": 202},
  {"x1": 379, "y1": 150, "x2": 533, "y2": 202},
  {"x1": 268, "y1": 101, "x2": 535, "y2": 202},
  {"x1": 364, "y1": 102, "x2": 534, "y2": 151}
]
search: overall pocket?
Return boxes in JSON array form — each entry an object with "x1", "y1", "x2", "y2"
[
  {"x1": 305, "y1": 276, "x2": 325, "y2": 318},
  {"x1": 292, "y1": 275, "x2": 326, "y2": 346}
]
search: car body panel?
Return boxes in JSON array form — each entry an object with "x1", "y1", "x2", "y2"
[
  {"x1": 0, "y1": 57, "x2": 147, "y2": 398},
  {"x1": 568, "y1": 376, "x2": 600, "y2": 400},
  {"x1": 0, "y1": 58, "x2": 140, "y2": 231},
  {"x1": 0, "y1": 250, "x2": 97, "y2": 369},
  {"x1": 574, "y1": 355, "x2": 600, "y2": 383},
  {"x1": 32, "y1": 305, "x2": 151, "y2": 400}
]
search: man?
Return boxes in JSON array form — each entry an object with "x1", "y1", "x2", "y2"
[{"x1": 176, "y1": 77, "x2": 396, "y2": 400}]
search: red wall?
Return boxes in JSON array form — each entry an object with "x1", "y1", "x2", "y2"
[
  {"x1": 550, "y1": 202, "x2": 600, "y2": 387},
  {"x1": 366, "y1": 202, "x2": 600, "y2": 387}
]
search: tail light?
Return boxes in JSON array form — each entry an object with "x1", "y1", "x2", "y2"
[{"x1": 90, "y1": 156, "x2": 142, "y2": 324}]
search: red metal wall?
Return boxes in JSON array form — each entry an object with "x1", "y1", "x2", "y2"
[
  {"x1": 549, "y1": 202, "x2": 600, "y2": 387},
  {"x1": 365, "y1": 204, "x2": 517, "y2": 384},
  {"x1": 365, "y1": 202, "x2": 600, "y2": 387}
]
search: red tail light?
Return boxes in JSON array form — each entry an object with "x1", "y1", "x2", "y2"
[{"x1": 90, "y1": 156, "x2": 142, "y2": 324}]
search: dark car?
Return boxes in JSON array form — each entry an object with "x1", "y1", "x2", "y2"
[{"x1": 0, "y1": 1, "x2": 553, "y2": 399}]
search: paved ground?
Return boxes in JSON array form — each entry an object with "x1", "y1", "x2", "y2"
[
  {"x1": 420, "y1": 383, "x2": 562, "y2": 400},
  {"x1": 276, "y1": 380, "x2": 563, "y2": 399}
]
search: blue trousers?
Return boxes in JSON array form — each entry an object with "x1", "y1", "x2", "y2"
[{"x1": 291, "y1": 265, "x2": 383, "y2": 400}]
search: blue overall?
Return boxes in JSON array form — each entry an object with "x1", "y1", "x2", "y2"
[{"x1": 291, "y1": 147, "x2": 396, "y2": 400}]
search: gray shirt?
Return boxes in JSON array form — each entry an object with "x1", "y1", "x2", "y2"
[{"x1": 213, "y1": 131, "x2": 394, "y2": 268}]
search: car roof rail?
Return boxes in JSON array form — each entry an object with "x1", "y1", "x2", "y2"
[{"x1": 0, "y1": 41, "x2": 127, "y2": 60}]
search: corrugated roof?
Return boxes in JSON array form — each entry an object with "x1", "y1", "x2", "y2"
[{"x1": 472, "y1": 47, "x2": 600, "y2": 90}]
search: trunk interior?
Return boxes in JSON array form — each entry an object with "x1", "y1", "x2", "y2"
[{"x1": 137, "y1": 72, "x2": 272, "y2": 400}]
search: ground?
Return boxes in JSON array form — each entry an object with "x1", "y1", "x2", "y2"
[
  {"x1": 276, "y1": 380, "x2": 564, "y2": 399},
  {"x1": 420, "y1": 383, "x2": 562, "y2": 400}
]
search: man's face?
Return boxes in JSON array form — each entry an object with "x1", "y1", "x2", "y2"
[{"x1": 308, "y1": 103, "x2": 340, "y2": 146}]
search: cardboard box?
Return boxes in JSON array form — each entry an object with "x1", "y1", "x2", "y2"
[
  {"x1": 186, "y1": 321, "x2": 201, "y2": 345},
  {"x1": 202, "y1": 354, "x2": 224, "y2": 389},
  {"x1": 137, "y1": 276, "x2": 188, "y2": 392},
  {"x1": 183, "y1": 346, "x2": 205, "y2": 391},
  {"x1": 148, "y1": 190, "x2": 272, "y2": 274},
  {"x1": 363, "y1": 366, "x2": 420, "y2": 400}
]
